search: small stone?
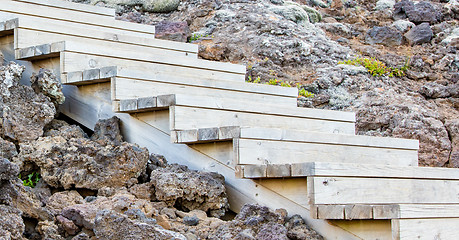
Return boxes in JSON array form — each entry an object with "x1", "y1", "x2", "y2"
[
  {"x1": 404, "y1": 22, "x2": 433, "y2": 46},
  {"x1": 155, "y1": 21, "x2": 190, "y2": 43},
  {"x1": 391, "y1": 20, "x2": 415, "y2": 33},
  {"x1": 375, "y1": 0, "x2": 395, "y2": 11},
  {"x1": 365, "y1": 26, "x2": 403, "y2": 46},
  {"x1": 183, "y1": 215, "x2": 200, "y2": 226},
  {"x1": 57, "y1": 215, "x2": 79, "y2": 235}
]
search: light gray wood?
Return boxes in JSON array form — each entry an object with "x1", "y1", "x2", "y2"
[
  {"x1": 198, "y1": 128, "x2": 219, "y2": 141},
  {"x1": 236, "y1": 138, "x2": 417, "y2": 166},
  {"x1": 15, "y1": 27, "x2": 196, "y2": 57},
  {"x1": 235, "y1": 165, "x2": 267, "y2": 178},
  {"x1": 392, "y1": 218, "x2": 459, "y2": 240},
  {"x1": 344, "y1": 205, "x2": 373, "y2": 220},
  {"x1": 13, "y1": 0, "x2": 116, "y2": 16},
  {"x1": 309, "y1": 177, "x2": 459, "y2": 205},
  {"x1": 112, "y1": 77, "x2": 297, "y2": 107},
  {"x1": 61, "y1": 51, "x2": 245, "y2": 83},
  {"x1": 219, "y1": 126, "x2": 241, "y2": 139},
  {"x1": 291, "y1": 162, "x2": 459, "y2": 180},
  {"x1": 0, "y1": 0, "x2": 155, "y2": 36},
  {"x1": 119, "y1": 99, "x2": 137, "y2": 112},
  {"x1": 317, "y1": 205, "x2": 344, "y2": 219},
  {"x1": 137, "y1": 97, "x2": 157, "y2": 110},
  {"x1": 373, "y1": 205, "x2": 399, "y2": 219},
  {"x1": 171, "y1": 106, "x2": 355, "y2": 135},
  {"x1": 266, "y1": 164, "x2": 291, "y2": 178},
  {"x1": 34, "y1": 43, "x2": 51, "y2": 56},
  {"x1": 100, "y1": 66, "x2": 117, "y2": 79},
  {"x1": 82, "y1": 68, "x2": 100, "y2": 81},
  {"x1": 156, "y1": 94, "x2": 176, "y2": 108}
]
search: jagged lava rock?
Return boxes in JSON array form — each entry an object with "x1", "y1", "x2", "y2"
[
  {"x1": 155, "y1": 21, "x2": 190, "y2": 42},
  {"x1": 0, "y1": 137, "x2": 17, "y2": 161},
  {"x1": 30, "y1": 68, "x2": 65, "y2": 106},
  {"x1": 394, "y1": 0, "x2": 441, "y2": 24},
  {"x1": 208, "y1": 204, "x2": 288, "y2": 240},
  {"x1": 17, "y1": 135, "x2": 148, "y2": 190},
  {"x1": 90, "y1": 116, "x2": 124, "y2": 145},
  {"x1": 0, "y1": 205, "x2": 25, "y2": 240},
  {"x1": 0, "y1": 62, "x2": 56, "y2": 142},
  {"x1": 285, "y1": 214, "x2": 323, "y2": 240},
  {"x1": 94, "y1": 210, "x2": 186, "y2": 239},
  {"x1": 150, "y1": 163, "x2": 229, "y2": 218}
]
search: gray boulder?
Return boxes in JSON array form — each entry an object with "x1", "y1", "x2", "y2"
[
  {"x1": 394, "y1": 0, "x2": 440, "y2": 24},
  {"x1": 0, "y1": 205, "x2": 25, "y2": 240},
  {"x1": 404, "y1": 22, "x2": 433, "y2": 45},
  {"x1": 365, "y1": 26, "x2": 403, "y2": 46}
]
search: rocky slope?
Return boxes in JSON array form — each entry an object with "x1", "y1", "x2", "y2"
[
  {"x1": 0, "y1": 62, "x2": 322, "y2": 239},
  {"x1": 84, "y1": 0, "x2": 458, "y2": 167}
]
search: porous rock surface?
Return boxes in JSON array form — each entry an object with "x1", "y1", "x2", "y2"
[
  {"x1": 0, "y1": 62, "x2": 56, "y2": 143},
  {"x1": 16, "y1": 118, "x2": 149, "y2": 190},
  {"x1": 150, "y1": 161, "x2": 229, "y2": 218}
]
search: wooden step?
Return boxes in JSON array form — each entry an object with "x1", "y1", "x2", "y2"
[
  {"x1": 308, "y1": 176, "x2": 459, "y2": 205},
  {"x1": 114, "y1": 94, "x2": 355, "y2": 134},
  {"x1": 173, "y1": 127, "x2": 417, "y2": 166},
  {"x1": 1, "y1": 16, "x2": 197, "y2": 56},
  {"x1": 61, "y1": 67, "x2": 298, "y2": 107},
  {"x1": 392, "y1": 218, "x2": 459, "y2": 240},
  {"x1": 13, "y1": 0, "x2": 115, "y2": 17},
  {"x1": 310, "y1": 204, "x2": 459, "y2": 220},
  {"x1": 235, "y1": 162, "x2": 458, "y2": 179},
  {"x1": 16, "y1": 42, "x2": 246, "y2": 82},
  {"x1": 0, "y1": 0, "x2": 155, "y2": 38}
]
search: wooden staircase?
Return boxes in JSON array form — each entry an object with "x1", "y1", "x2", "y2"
[{"x1": 1, "y1": 0, "x2": 458, "y2": 239}]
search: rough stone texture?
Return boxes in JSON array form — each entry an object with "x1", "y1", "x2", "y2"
[
  {"x1": 0, "y1": 157, "x2": 19, "y2": 181},
  {"x1": 285, "y1": 215, "x2": 323, "y2": 240},
  {"x1": 91, "y1": 0, "x2": 180, "y2": 13},
  {"x1": 94, "y1": 210, "x2": 186, "y2": 239},
  {"x1": 445, "y1": 119, "x2": 459, "y2": 168},
  {"x1": 391, "y1": 19, "x2": 415, "y2": 33},
  {"x1": 46, "y1": 191, "x2": 85, "y2": 216},
  {"x1": 90, "y1": 116, "x2": 123, "y2": 145},
  {"x1": 150, "y1": 163, "x2": 229, "y2": 218},
  {"x1": 17, "y1": 135, "x2": 149, "y2": 190},
  {"x1": 0, "y1": 62, "x2": 56, "y2": 143},
  {"x1": 208, "y1": 204, "x2": 289, "y2": 240},
  {"x1": 56, "y1": 215, "x2": 80, "y2": 235},
  {"x1": 61, "y1": 192, "x2": 157, "y2": 230},
  {"x1": 0, "y1": 137, "x2": 17, "y2": 161},
  {"x1": 0, "y1": 205, "x2": 25, "y2": 240},
  {"x1": 375, "y1": 0, "x2": 395, "y2": 11},
  {"x1": 36, "y1": 220, "x2": 64, "y2": 240},
  {"x1": 419, "y1": 82, "x2": 459, "y2": 99},
  {"x1": 155, "y1": 21, "x2": 190, "y2": 42},
  {"x1": 43, "y1": 119, "x2": 88, "y2": 140},
  {"x1": 365, "y1": 26, "x2": 403, "y2": 46},
  {"x1": 404, "y1": 22, "x2": 433, "y2": 46},
  {"x1": 30, "y1": 68, "x2": 65, "y2": 106},
  {"x1": 394, "y1": 0, "x2": 441, "y2": 24}
]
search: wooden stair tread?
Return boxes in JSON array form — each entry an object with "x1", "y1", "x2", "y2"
[
  {"x1": 236, "y1": 162, "x2": 459, "y2": 179},
  {"x1": 1, "y1": 16, "x2": 196, "y2": 55},
  {"x1": 311, "y1": 204, "x2": 459, "y2": 220},
  {"x1": 13, "y1": 0, "x2": 115, "y2": 17},
  {"x1": 0, "y1": 0, "x2": 155, "y2": 36},
  {"x1": 16, "y1": 41, "x2": 245, "y2": 76}
]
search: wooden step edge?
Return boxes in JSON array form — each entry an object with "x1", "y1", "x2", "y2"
[
  {"x1": 171, "y1": 126, "x2": 418, "y2": 150},
  {"x1": 0, "y1": 18, "x2": 18, "y2": 36},
  {"x1": 235, "y1": 162, "x2": 459, "y2": 180},
  {"x1": 13, "y1": 0, "x2": 116, "y2": 17},
  {"x1": 171, "y1": 126, "x2": 241, "y2": 144},
  {"x1": 61, "y1": 66, "x2": 117, "y2": 85},
  {"x1": 15, "y1": 41, "x2": 63, "y2": 60},
  {"x1": 312, "y1": 204, "x2": 459, "y2": 220},
  {"x1": 113, "y1": 94, "x2": 176, "y2": 113}
]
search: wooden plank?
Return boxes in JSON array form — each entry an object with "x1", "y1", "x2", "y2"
[
  {"x1": 374, "y1": 204, "x2": 459, "y2": 219},
  {"x1": 392, "y1": 218, "x2": 459, "y2": 240},
  {"x1": 112, "y1": 77, "x2": 297, "y2": 106},
  {"x1": 344, "y1": 205, "x2": 373, "y2": 220},
  {"x1": 15, "y1": 27, "x2": 196, "y2": 57},
  {"x1": 22, "y1": 40, "x2": 242, "y2": 75},
  {"x1": 0, "y1": 0, "x2": 155, "y2": 36},
  {"x1": 171, "y1": 106, "x2": 355, "y2": 134},
  {"x1": 291, "y1": 162, "x2": 459, "y2": 180},
  {"x1": 61, "y1": 51, "x2": 245, "y2": 83},
  {"x1": 317, "y1": 205, "x2": 344, "y2": 219},
  {"x1": 235, "y1": 165, "x2": 267, "y2": 178},
  {"x1": 237, "y1": 138, "x2": 417, "y2": 166},
  {"x1": 266, "y1": 164, "x2": 291, "y2": 178},
  {"x1": 13, "y1": 0, "x2": 116, "y2": 16},
  {"x1": 309, "y1": 177, "x2": 459, "y2": 205}
]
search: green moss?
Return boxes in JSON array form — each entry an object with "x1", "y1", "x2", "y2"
[
  {"x1": 339, "y1": 56, "x2": 410, "y2": 77},
  {"x1": 19, "y1": 172, "x2": 40, "y2": 188}
]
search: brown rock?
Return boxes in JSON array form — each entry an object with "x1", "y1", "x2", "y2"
[{"x1": 155, "y1": 21, "x2": 190, "y2": 42}]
